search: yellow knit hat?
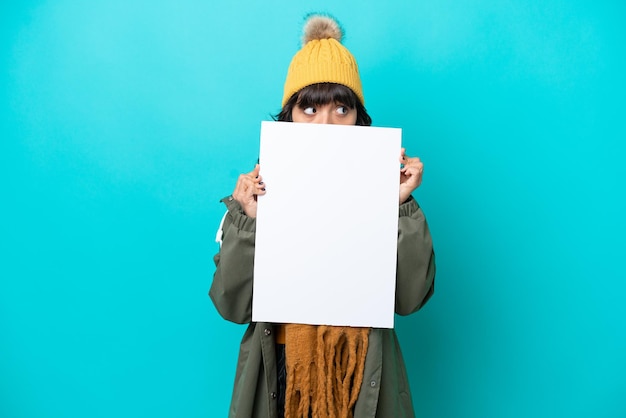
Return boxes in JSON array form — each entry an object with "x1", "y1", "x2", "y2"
[{"x1": 282, "y1": 14, "x2": 364, "y2": 107}]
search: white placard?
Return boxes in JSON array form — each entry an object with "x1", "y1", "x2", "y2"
[{"x1": 252, "y1": 121, "x2": 401, "y2": 328}]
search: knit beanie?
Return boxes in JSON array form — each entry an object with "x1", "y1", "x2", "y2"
[{"x1": 282, "y1": 14, "x2": 364, "y2": 107}]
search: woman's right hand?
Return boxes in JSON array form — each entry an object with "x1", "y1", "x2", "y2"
[{"x1": 232, "y1": 164, "x2": 266, "y2": 218}]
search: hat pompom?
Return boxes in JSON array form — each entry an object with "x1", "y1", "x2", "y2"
[
  {"x1": 302, "y1": 15, "x2": 343, "y2": 44},
  {"x1": 283, "y1": 13, "x2": 363, "y2": 106}
]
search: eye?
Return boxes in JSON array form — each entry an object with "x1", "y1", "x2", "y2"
[
  {"x1": 303, "y1": 106, "x2": 316, "y2": 115},
  {"x1": 336, "y1": 106, "x2": 348, "y2": 115}
]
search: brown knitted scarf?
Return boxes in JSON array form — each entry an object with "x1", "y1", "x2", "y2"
[{"x1": 284, "y1": 324, "x2": 370, "y2": 418}]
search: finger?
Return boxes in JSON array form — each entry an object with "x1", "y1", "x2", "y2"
[
  {"x1": 407, "y1": 164, "x2": 424, "y2": 175},
  {"x1": 250, "y1": 164, "x2": 261, "y2": 178},
  {"x1": 400, "y1": 161, "x2": 422, "y2": 173},
  {"x1": 241, "y1": 171, "x2": 263, "y2": 187},
  {"x1": 234, "y1": 174, "x2": 249, "y2": 194},
  {"x1": 233, "y1": 165, "x2": 266, "y2": 202},
  {"x1": 234, "y1": 175, "x2": 256, "y2": 199},
  {"x1": 403, "y1": 156, "x2": 422, "y2": 166},
  {"x1": 238, "y1": 176, "x2": 265, "y2": 195},
  {"x1": 400, "y1": 175, "x2": 420, "y2": 193},
  {"x1": 402, "y1": 166, "x2": 422, "y2": 181}
]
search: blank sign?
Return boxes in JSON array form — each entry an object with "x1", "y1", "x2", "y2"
[{"x1": 252, "y1": 121, "x2": 401, "y2": 328}]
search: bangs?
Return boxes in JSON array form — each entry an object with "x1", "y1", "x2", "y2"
[
  {"x1": 296, "y1": 83, "x2": 359, "y2": 109},
  {"x1": 275, "y1": 82, "x2": 372, "y2": 126}
]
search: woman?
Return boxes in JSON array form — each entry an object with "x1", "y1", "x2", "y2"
[{"x1": 210, "y1": 14, "x2": 435, "y2": 418}]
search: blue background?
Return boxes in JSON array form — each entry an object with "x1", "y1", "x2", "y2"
[{"x1": 2, "y1": 1, "x2": 624, "y2": 417}]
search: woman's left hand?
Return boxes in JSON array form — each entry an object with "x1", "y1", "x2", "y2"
[{"x1": 399, "y1": 148, "x2": 424, "y2": 204}]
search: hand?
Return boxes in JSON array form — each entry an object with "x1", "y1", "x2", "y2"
[
  {"x1": 399, "y1": 148, "x2": 424, "y2": 204},
  {"x1": 232, "y1": 164, "x2": 266, "y2": 218}
]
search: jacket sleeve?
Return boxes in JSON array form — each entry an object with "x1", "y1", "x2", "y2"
[
  {"x1": 209, "y1": 196, "x2": 257, "y2": 324},
  {"x1": 395, "y1": 196, "x2": 436, "y2": 316}
]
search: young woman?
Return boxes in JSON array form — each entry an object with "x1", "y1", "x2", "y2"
[{"x1": 210, "y1": 14, "x2": 435, "y2": 418}]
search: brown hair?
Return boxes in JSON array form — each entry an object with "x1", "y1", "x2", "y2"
[{"x1": 275, "y1": 83, "x2": 372, "y2": 126}]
